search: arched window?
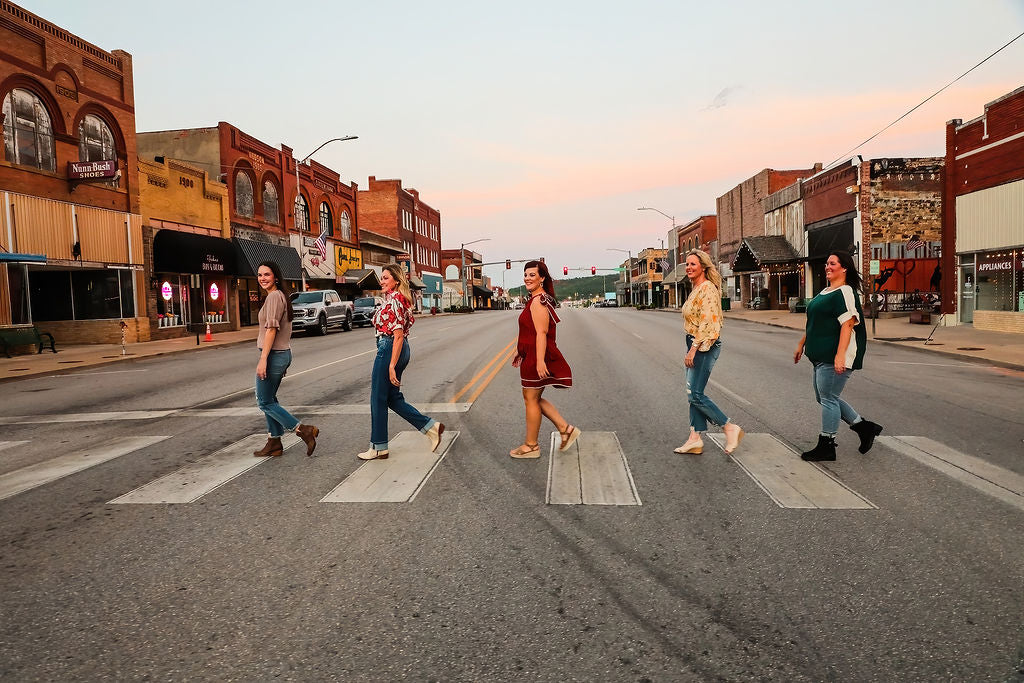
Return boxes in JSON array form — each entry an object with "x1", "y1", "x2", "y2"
[
  {"x1": 262, "y1": 181, "x2": 279, "y2": 225},
  {"x1": 2, "y1": 88, "x2": 55, "y2": 171},
  {"x1": 339, "y1": 210, "x2": 352, "y2": 241},
  {"x1": 235, "y1": 171, "x2": 254, "y2": 218},
  {"x1": 445, "y1": 264, "x2": 459, "y2": 280},
  {"x1": 319, "y1": 202, "x2": 333, "y2": 236},
  {"x1": 294, "y1": 194, "x2": 309, "y2": 232},
  {"x1": 78, "y1": 114, "x2": 115, "y2": 162}
]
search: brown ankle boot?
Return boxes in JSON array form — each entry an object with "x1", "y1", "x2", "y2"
[
  {"x1": 253, "y1": 437, "x2": 283, "y2": 458},
  {"x1": 295, "y1": 424, "x2": 319, "y2": 456}
]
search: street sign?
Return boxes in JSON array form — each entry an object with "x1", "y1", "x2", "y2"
[{"x1": 869, "y1": 259, "x2": 880, "y2": 275}]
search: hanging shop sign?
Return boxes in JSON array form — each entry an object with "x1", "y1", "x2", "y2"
[{"x1": 68, "y1": 159, "x2": 118, "y2": 180}]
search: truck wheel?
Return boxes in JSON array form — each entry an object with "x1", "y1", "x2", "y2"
[
  {"x1": 317, "y1": 314, "x2": 328, "y2": 336},
  {"x1": 343, "y1": 311, "x2": 352, "y2": 331}
]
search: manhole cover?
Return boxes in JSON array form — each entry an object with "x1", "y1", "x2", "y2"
[
  {"x1": 956, "y1": 347, "x2": 985, "y2": 351},
  {"x1": 875, "y1": 337, "x2": 927, "y2": 342}
]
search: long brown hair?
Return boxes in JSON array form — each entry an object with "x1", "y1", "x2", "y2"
[
  {"x1": 383, "y1": 263, "x2": 413, "y2": 306},
  {"x1": 524, "y1": 260, "x2": 556, "y2": 302},
  {"x1": 258, "y1": 260, "x2": 294, "y2": 321}
]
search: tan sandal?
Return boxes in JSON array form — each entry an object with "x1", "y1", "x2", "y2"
[
  {"x1": 673, "y1": 439, "x2": 704, "y2": 455},
  {"x1": 558, "y1": 425, "x2": 581, "y2": 451},
  {"x1": 509, "y1": 443, "x2": 541, "y2": 459}
]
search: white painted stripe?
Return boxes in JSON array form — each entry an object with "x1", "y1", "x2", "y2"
[
  {"x1": 0, "y1": 403, "x2": 472, "y2": 424},
  {"x1": 955, "y1": 129, "x2": 1024, "y2": 160},
  {"x1": 109, "y1": 433, "x2": 300, "y2": 504},
  {"x1": 708, "y1": 433, "x2": 876, "y2": 510},
  {"x1": 632, "y1": 332, "x2": 644, "y2": 339},
  {"x1": 709, "y1": 380, "x2": 752, "y2": 406},
  {"x1": 320, "y1": 430, "x2": 458, "y2": 503},
  {"x1": 884, "y1": 361, "x2": 968, "y2": 367},
  {"x1": 0, "y1": 436, "x2": 170, "y2": 501},
  {"x1": 547, "y1": 431, "x2": 641, "y2": 506},
  {"x1": 879, "y1": 436, "x2": 1024, "y2": 513},
  {"x1": 0, "y1": 440, "x2": 29, "y2": 454}
]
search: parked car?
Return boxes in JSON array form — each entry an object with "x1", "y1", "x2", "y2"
[
  {"x1": 351, "y1": 296, "x2": 383, "y2": 328},
  {"x1": 290, "y1": 290, "x2": 353, "y2": 335}
]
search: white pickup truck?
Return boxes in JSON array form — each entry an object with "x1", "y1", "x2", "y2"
[{"x1": 289, "y1": 290, "x2": 353, "y2": 335}]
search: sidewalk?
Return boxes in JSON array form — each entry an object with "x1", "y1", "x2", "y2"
[{"x1": 653, "y1": 307, "x2": 1024, "y2": 371}]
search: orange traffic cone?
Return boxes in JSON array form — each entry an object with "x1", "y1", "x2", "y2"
[{"x1": 205, "y1": 322, "x2": 212, "y2": 342}]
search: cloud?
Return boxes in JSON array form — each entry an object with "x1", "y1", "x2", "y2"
[{"x1": 701, "y1": 86, "x2": 742, "y2": 111}]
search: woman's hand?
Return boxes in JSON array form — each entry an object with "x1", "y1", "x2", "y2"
[
  {"x1": 511, "y1": 354, "x2": 522, "y2": 368},
  {"x1": 834, "y1": 356, "x2": 846, "y2": 374},
  {"x1": 793, "y1": 346, "x2": 803, "y2": 364},
  {"x1": 684, "y1": 348, "x2": 697, "y2": 368},
  {"x1": 536, "y1": 360, "x2": 549, "y2": 379},
  {"x1": 389, "y1": 366, "x2": 400, "y2": 387},
  {"x1": 256, "y1": 358, "x2": 268, "y2": 380}
]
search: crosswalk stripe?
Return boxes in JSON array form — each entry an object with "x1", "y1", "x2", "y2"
[
  {"x1": 879, "y1": 436, "x2": 1024, "y2": 513},
  {"x1": 546, "y1": 431, "x2": 641, "y2": 506},
  {"x1": 0, "y1": 440, "x2": 29, "y2": 454},
  {"x1": 108, "y1": 433, "x2": 300, "y2": 504},
  {"x1": 320, "y1": 430, "x2": 459, "y2": 503},
  {"x1": 0, "y1": 403, "x2": 471, "y2": 425},
  {"x1": 708, "y1": 433, "x2": 876, "y2": 510},
  {"x1": 0, "y1": 436, "x2": 170, "y2": 502}
]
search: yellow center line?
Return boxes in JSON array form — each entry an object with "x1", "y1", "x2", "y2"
[
  {"x1": 466, "y1": 348, "x2": 518, "y2": 405},
  {"x1": 451, "y1": 338, "x2": 517, "y2": 403}
]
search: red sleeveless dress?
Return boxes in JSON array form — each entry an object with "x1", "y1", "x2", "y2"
[{"x1": 518, "y1": 293, "x2": 573, "y2": 389}]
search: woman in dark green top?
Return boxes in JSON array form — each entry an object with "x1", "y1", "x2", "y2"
[{"x1": 793, "y1": 251, "x2": 883, "y2": 461}]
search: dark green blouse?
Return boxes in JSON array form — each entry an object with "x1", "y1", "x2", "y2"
[{"x1": 804, "y1": 285, "x2": 867, "y2": 370}]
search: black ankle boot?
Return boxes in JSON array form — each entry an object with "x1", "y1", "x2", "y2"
[
  {"x1": 850, "y1": 420, "x2": 883, "y2": 454},
  {"x1": 801, "y1": 434, "x2": 836, "y2": 461}
]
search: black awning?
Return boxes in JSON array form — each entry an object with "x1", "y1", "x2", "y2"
[
  {"x1": 234, "y1": 238, "x2": 303, "y2": 281},
  {"x1": 807, "y1": 220, "x2": 855, "y2": 260},
  {"x1": 472, "y1": 284, "x2": 492, "y2": 297},
  {"x1": 153, "y1": 230, "x2": 235, "y2": 275}
]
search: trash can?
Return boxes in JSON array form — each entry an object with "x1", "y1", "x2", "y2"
[
  {"x1": 788, "y1": 297, "x2": 800, "y2": 313},
  {"x1": 721, "y1": 297, "x2": 731, "y2": 311}
]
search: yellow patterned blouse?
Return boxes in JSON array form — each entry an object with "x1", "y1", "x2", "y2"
[{"x1": 680, "y1": 280, "x2": 722, "y2": 351}]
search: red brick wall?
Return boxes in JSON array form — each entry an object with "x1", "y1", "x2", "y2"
[
  {"x1": 0, "y1": 2, "x2": 139, "y2": 214},
  {"x1": 946, "y1": 86, "x2": 1024, "y2": 195},
  {"x1": 357, "y1": 176, "x2": 402, "y2": 242},
  {"x1": 803, "y1": 163, "x2": 858, "y2": 225}
]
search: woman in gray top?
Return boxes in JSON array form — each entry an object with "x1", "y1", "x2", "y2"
[{"x1": 253, "y1": 261, "x2": 320, "y2": 458}]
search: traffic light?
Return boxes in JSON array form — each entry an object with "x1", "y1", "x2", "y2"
[
  {"x1": 505, "y1": 259, "x2": 511, "y2": 270},
  {"x1": 563, "y1": 266, "x2": 569, "y2": 276},
  {"x1": 591, "y1": 266, "x2": 596, "y2": 275}
]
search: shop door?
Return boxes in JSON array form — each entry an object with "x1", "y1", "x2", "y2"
[{"x1": 959, "y1": 267, "x2": 974, "y2": 323}]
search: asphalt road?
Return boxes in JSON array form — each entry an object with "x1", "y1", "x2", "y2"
[{"x1": 1, "y1": 308, "x2": 1022, "y2": 681}]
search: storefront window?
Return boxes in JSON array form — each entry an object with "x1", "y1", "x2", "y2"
[
  {"x1": 30, "y1": 269, "x2": 134, "y2": 320},
  {"x1": 204, "y1": 276, "x2": 228, "y2": 323},
  {"x1": 7, "y1": 264, "x2": 30, "y2": 324},
  {"x1": 975, "y1": 252, "x2": 1016, "y2": 312},
  {"x1": 156, "y1": 275, "x2": 186, "y2": 326}
]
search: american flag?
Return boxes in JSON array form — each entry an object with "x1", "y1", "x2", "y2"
[
  {"x1": 659, "y1": 258, "x2": 671, "y2": 271},
  {"x1": 315, "y1": 227, "x2": 329, "y2": 261},
  {"x1": 905, "y1": 235, "x2": 925, "y2": 252}
]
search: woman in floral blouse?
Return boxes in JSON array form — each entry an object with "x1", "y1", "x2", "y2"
[
  {"x1": 675, "y1": 250, "x2": 744, "y2": 456},
  {"x1": 357, "y1": 264, "x2": 444, "y2": 460}
]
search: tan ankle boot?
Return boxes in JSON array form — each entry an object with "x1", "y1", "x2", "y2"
[
  {"x1": 296, "y1": 424, "x2": 319, "y2": 456},
  {"x1": 253, "y1": 437, "x2": 283, "y2": 458}
]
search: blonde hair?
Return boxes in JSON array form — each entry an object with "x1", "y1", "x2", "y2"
[
  {"x1": 686, "y1": 249, "x2": 722, "y2": 290},
  {"x1": 383, "y1": 264, "x2": 413, "y2": 305}
]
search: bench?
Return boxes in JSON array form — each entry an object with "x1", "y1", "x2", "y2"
[{"x1": 0, "y1": 325, "x2": 57, "y2": 358}]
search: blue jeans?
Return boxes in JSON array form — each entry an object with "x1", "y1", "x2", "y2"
[
  {"x1": 812, "y1": 361, "x2": 861, "y2": 435},
  {"x1": 255, "y1": 349, "x2": 300, "y2": 438},
  {"x1": 371, "y1": 336, "x2": 435, "y2": 450},
  {"x1": 685, "y1": 335, "x2": 731, "y2": 432}
]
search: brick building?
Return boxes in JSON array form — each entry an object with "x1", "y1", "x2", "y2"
[
  {"x1": 716, "y1": 164, "x2": 821, "y2": 306},
  {"x1": 138, "y1": 156, "x2": 235, "y2": 339},
  {"x1": 357, "y1": 177, "x2": 443, "y2": 310},
  {"x1": 663, "y1": 215, "x2": 717, "y2": 306},
  {"x1": 441, "y1": 247, "x2": 490, "y2": 309},
  {"x1": 0, "y1": 1, "x2": 145, "y2": 346},
  {"x1": 943, "y1": 85, "x2": 1024, "y2": 334},
  {"x1": 138, "y1": 123, "x2": 366, "y2": 325},
  {"x1": 632, "y1": 247, "x2": 668, "y2": 307}
]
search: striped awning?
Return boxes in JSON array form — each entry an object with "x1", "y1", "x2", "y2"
[{"x1": 233, "y1": 238, "x2": 303, "y2": 280}]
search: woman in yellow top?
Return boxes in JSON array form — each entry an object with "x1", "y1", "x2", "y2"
[{"x1": 675, "y1": 250, "x2": 744, "y2": 455}]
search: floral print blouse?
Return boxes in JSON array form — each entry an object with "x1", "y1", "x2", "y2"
[
  {"x1": 372, "y1": 291, "x2": 415, "y2": 337},
  {"x1": 680, "y1": 280, "x2": 722, "y2": 352}
]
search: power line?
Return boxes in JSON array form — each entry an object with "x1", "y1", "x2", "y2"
[{"x1": 825, "y1": 29, "x2": 1024, "y2": 170}]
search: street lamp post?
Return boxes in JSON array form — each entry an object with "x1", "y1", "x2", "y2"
[
  {"x1": 607, "y1": 248, "x2": 632, "y2": 306},
  {"x1": 295, "y1": 136, "x2": 359, "y2": 233},
  {"x1": 638, "y1": 207, "x2": 677, "y2": 307},
  {"x1": 461, "y1": 238, "x2": 490, "y2": 309}
]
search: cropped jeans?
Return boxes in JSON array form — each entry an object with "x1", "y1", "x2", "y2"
[
  {"x1": 811, "y1": 361, "x2": 861, "y2": 435},
  {"x1": 255, "y1": 349, "x2": 300, "y2": 438},
  {"x1": 685, "y1": 334, "x2": 731, "y2": 432},
  {"x1": 371, "y1": 335, "x2": 436, "y2": 450}
]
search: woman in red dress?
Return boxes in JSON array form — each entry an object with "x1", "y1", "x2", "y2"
[{"x1": 509, "y1": 260, "x2": 581, "y2": 458}]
